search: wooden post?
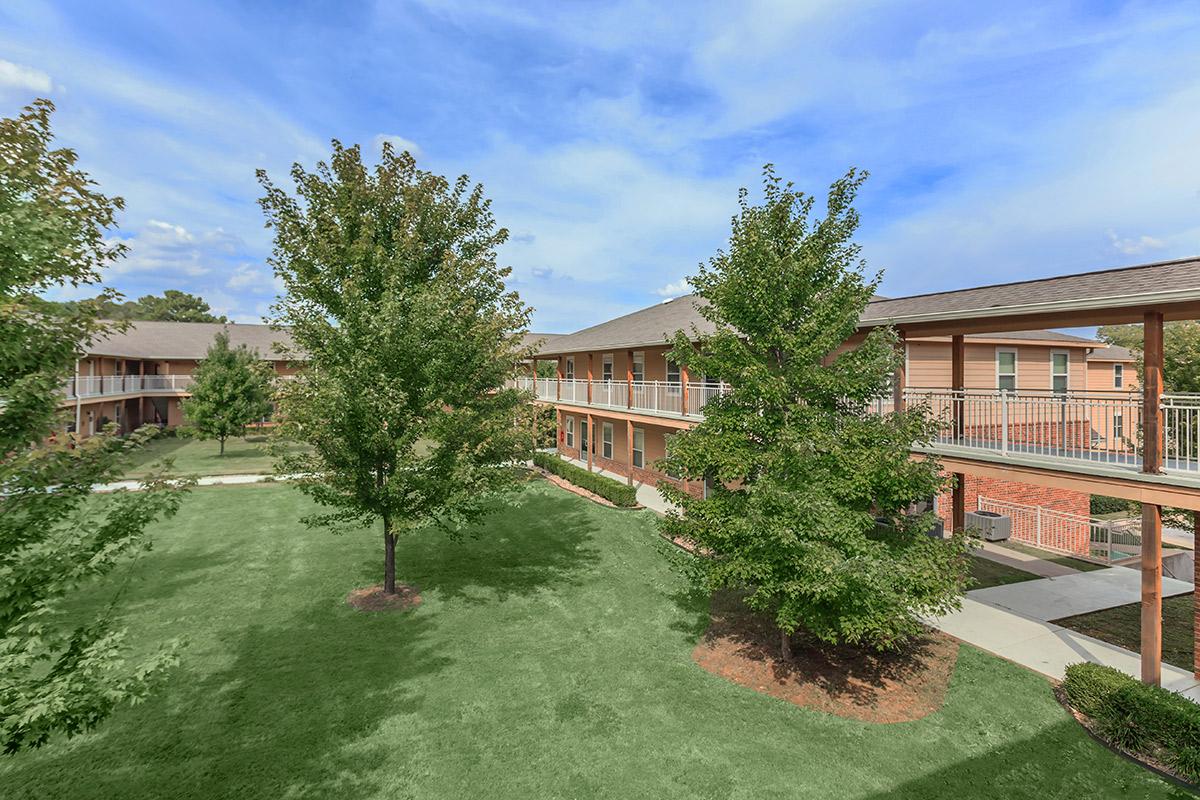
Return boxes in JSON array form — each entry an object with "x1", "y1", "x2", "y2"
[
  {"x1": 556, "y1": 357, "x2": 563, "y2": 401},
  {"x1": 951, "y1": 334, "x2": 965, "y2": 442},
  {"x1": 531, "y1": 359, "x2": 537, "y2": 397},
  {"x1": 626, "y1": 350, "x2": 634, "y2": 409},
  {"x1": 556, "y1": 409, "x2": 563, "y2": 453},
  {"x1": 681, "y1": 364, "x2": 689, "y2": 416},
  {"x1": 626, "y1": 419, "x2": 634, "y2": 487},
  {"x1": 586, "y1": 413, "x2": 594, "y2": 472},
  {"x1": 1143, "y1": 311, "x2": 1164, "y2": 474},
  {"x1": 1194, "y1": 511, "x2": 1200, "y2": 680},
  {"x1": 587, "y1": 353, "x2": 594, "y2": 405},
  {"x1": 893, "y1": 330, "x2": 906, "y2": 412},
  {"x1": 1142, "y1": 502, "x2": 1163, "y2": 685},
  {"x1": 951, "y1": 473, "x2": 966, "y2": 533}
]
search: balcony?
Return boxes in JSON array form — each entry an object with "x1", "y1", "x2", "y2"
[
  {"x1": 63, "y1": 374, "x2": 195, "y2": 400},
  {"x1": 903, "y1": 388, "x2": 1200, "y2": 480},
  {"x1": 509, "y1": 377, "x2": 730, "y2": 419}
]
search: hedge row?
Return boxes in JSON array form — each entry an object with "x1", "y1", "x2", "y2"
[
  {"x1": 532, "y1": 452, "x2": 639, "y2": 508},
  {"x1": 1063, "y1": 662, "x2": 1200, "y2": 781}
]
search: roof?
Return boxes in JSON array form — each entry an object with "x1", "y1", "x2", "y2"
[
  {"x1": 538, "y1": 294, "x2": 1099, "y2": 355},
  {"x1": 522, "y1": 332, "x2": 565, "y2": 354},
  {"x1": 861, "y1": 256, "x2": 1200, "y2": 327},
  {"x1": 88, "y1": 321, "x2": 298, "y2": 360},
  {"x1": 1090, "y1": 344, "x2": 1137, "y2": 362}
]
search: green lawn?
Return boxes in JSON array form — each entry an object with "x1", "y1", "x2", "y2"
[
  {"x1": 969, "y1": 555, "x2": 1042, "y2": 589},
  {"x1": 123, "y1": 435, "x2": 310, "y2": 478},
  {"x1": 1055, "y1": 593, "x2": 1195, "y2": 672},
  {"x1": 0, "y1": 481, "x2": 1175, "y2": 799},
  {"x1": 997, "y1": 540, "x2": 1108, "y2": 572}
]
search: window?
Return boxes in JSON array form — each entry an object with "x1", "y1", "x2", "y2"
[
  {"x1": 666, "y1": 359, "x2": 681, "y2": 393},
  {"x1": 564, "y1": 357, "x2": 575, "y2": 381},
  {"x1": 1113, "y1": 411, "x2": 1124, "y2": 442},
  {"x1": 1051, "y1": 351, "x2": 1069, "y2": 394},
  {"x1": 602, "y1": 353, "x2": 613, "y2": 382},
  {"x1": 996, "y1": 349, "x2": 1017, "y2": 392},
  {"x1": 1114, "y1": 363, "x2": 1124, "y2": 389},
  {"x1": 602, "y1": 422, "x2": 613, "y2": 459},
  {"x1": 565, "y1": 416, "x2": 574, "y2": 447},
  {"x1": 632, "y1": 428, "x2": 644, "y2": 468},
  {"x1": 632, "y1": 351, "x2": 645, "y2": 382},
  {"x1": 580, "y1": 419, "x2": 589, "y2": 455}
]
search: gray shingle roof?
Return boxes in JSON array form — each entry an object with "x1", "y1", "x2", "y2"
[
  {"x1": 1090, "y1": 344, "x2": 1136, "y2": 361},
  {"x1": 523, "y1": 332, "x2": 565, "y2": 354},
  {"x1": 861, "y1": 256, "x2": 1200, "y2": 325},
  {"x1": 88, "y1": 321, "x2": 299, "y2": 361}
]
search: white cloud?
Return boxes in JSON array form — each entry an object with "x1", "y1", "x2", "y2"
[
  {"x1": 109, "y1": 220, "x2": 243, "y2": 277},
  {"x1": 226, "y1": 262, "x2": 282, "y2": 292},
  {"x1": 0, "y1": 59, "x2": 52, "y2": 93},
  {"x1": 654, "y1": 279, "x2": 691, "y2": 298},
  {"x1": 373, "y1": 133, "x2": 423, "y2": 158},
  {"x1": 1107, "y1": 230, "x2": 1166, "y2": 256}
]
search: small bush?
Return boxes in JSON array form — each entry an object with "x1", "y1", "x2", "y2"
[
  {"x1": 532, "y1": 452, "x2": 638, "y2": 508},
  {"x1": 1064, "y1": 662, "x2": 1200, "y2": 781},
  {"x1": 1090, "y1": 495, "x2": 1136, "y2": 516}
]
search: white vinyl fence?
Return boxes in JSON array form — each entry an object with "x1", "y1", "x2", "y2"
[{"x1": 976, "y1": 496, "x2": 1141, "y2": 564}]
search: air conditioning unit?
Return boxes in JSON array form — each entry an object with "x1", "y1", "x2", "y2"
[{"x1": 965, "y1": 510, "x2": 1012, "y2": 542}]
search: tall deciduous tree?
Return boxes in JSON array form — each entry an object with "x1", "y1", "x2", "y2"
[
  {"x1": 658, "y1": 167, "x2": 969, "y2": 658},
  {"x1": 1099, "y1": 321, "x2": 1200, "y2": 393},
  {"x1": 182, "y1": 331, "x2": 274, "y2": 454},
  {"x1": 0, "y1": 100, "x2": 188, "y2": 752},
  {"x1": 259, "y1": 142, "x2": 535, "y2": 595}
]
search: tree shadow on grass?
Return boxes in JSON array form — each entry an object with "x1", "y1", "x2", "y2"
[
  {"x1": 5, "y1": 594, "x2": 450, "y2": 800},
  {"x1": 390, "y1": 487, "x2": 603, "y2": 605},
  {"x1": 856, "y1": 717, "x2": 1187, "y2": 799}
]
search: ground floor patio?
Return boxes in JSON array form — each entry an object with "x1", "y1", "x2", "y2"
[{"x1": 1, "y1": 480, "x2": 1180, "y2": 798}]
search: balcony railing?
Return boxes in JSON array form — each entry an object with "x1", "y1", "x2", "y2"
[
  {"x1": 64, "y1": 374, "x2": 195, "y2": 400},
  {"x1": 508, "y1": 377, "x2": 731, "y2": 419}
]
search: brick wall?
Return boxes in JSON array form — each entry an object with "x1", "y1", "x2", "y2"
[{"x1": 937, "y1": 474, "x2": 1093, "y2": 553}]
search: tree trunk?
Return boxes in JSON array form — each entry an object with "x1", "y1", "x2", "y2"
[
  {"x1": 780, "y1": 628, "x2": 793, "y2": 661},
  {"x1": 383, "y1": 515, "x2": 397, "y2": 595},
  {"x1": 218, "y1": 436, "x2": 225, "y2": 455}
]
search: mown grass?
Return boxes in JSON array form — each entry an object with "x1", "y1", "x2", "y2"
[
  {"x1": 0, "y1": 482, "x2": 1176, "y2": 799},
  {"x1": 1055, "y1": 593, "x2": 1195, "y2": 672},
  {"x1": 123, "y1": 434, "x2": 310, "y2": 478}
]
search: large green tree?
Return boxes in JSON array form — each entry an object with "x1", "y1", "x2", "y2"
[
  {"x1": 658, "y1": 167, "x2": 969, "y2": 658},
  {"x1": 259, "y1": 141, "x2": 535, "y2": 595},
  {"x1": 1099, "y1": 321, "x2": 1200, "y2": 393},
  {"x1": 0, "y1": 100, "x2": 188, "y2": 752},
  {"x1": 181, "y1": 331, "x2": 274, "y2": 454},
  {"x1": 32, "y1": 289, "x2": 228, "y2": 323}
]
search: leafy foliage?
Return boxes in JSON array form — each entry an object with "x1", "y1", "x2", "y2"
[
  {"x1": 0, "y1": 100, "x2": 188, "y2": 753},
  {"x1": 657, "y1": 167, "x2": 969, "y2": 654},
  {"x1": 181, "y1": 331, "x2": 274, "y2": 454},
  {"x1": 532, "y1": 452, "x2": 638, "y2": 507},
  {"x1": 259, "y1": 140, "x2": 535, "y2": 594},
  {"x1": 30, "y1": 289, "x2": 228, "y2": 323},
  {"x1": 1099, "y1": 321, "x2": 1200, "y2": 393}
]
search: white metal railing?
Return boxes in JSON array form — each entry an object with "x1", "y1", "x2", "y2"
[
  {"x1": 507, "y1": 377, "x2": 731, "y2": 418},
  {"x1": 1164, "y1": 393, "x2": 1200, "y2": 473},
  {"x1": 977, "y1": 496, "x2": 1141, "y2": 564},
  {"x1": 64, "y1": 374, "x2": 195, "y2": 400},
  {"x1": 903, "y1": 388, "x2": 1145, "y2": 468}
]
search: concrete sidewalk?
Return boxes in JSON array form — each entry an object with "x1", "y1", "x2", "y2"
[
  {"x1": 94, "y1": 473, "x2": 289, "y2": 492},
  {"x1": 970, "y1": 566, "x2": 1193, "y2": 621}
]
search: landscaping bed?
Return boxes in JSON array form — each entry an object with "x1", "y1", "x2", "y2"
[{"x1": 531, "y1": 451, "x2": 639, "y2": 507}]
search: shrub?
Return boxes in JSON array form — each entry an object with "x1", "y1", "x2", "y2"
[
  {"x1": 1064, "y1": 662, "x2": 1200, "y2": 782},
  {"x1": 532, "y1": 452, "x2": 639, "y2": 508},
  {"x1": 1090, "y1": 495, "x2": 1136, "y2": 516}
]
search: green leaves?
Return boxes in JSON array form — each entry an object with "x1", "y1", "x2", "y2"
[
  {"x1": 1, "y1": 100, "x2": 189, "y2": 753},
  {"x1": 259, "y1": 140, "x2": 536, "y2": 584},
  {"x1": 181, "y1": 331, "x2": 275, "y2": 452},
  {"x1": 659, "y1": 167, "x2": 967, "y2": 653}
]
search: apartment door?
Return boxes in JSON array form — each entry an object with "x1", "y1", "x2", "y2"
[{"x1": 580, "y1": 420, "x2": 589, "y2": 457}]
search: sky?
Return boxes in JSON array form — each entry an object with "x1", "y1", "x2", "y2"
[{"x1": 2, "y1": 0, "x2": 1199, "y2": 333}]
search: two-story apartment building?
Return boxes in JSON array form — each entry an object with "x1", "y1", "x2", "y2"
[{"x1": 520, "y1": 256, "x2": 1200, "y2": 687}]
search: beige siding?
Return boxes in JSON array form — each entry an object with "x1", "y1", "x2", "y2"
[{"x1": 907, "y1": 340, "x2": 1088, "y2": 391}]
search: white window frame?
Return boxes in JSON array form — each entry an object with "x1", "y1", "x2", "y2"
[
  {"x1": 996, "y1": 347, "x2": 1018, "y2": 392},
  {"x1": 1113, "y1": 410, "x2": 1124, "y2": 443},
  {"x1": 665, "y1": 357, "x2": 681, "y2": 394},
  {"x1": 565, "y1": 416, "x2": 574, "y2": 448},
  {"x1": 632, "y1": 427, "x2": 644, "y2": 469},
  {"x1": 631, "y1": 351, "x2": 645, "y2": 382},
  {"x1": 564, "y1": 357, "x2": 575, "y2": 381},
  {"x1": 602, "y1": 422, "x2": 613, "y2": 459},
  {"x1": 602, "y1": 353, "x2": 613, "y2": 382},
  {"x1": 1113, "y1": 363, "x2": 1124, "y2": 389},
  {"x1": 1050, "y1": 349, "x2": 1070, "y2": 393}
]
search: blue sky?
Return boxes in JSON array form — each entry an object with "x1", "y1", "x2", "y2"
[{"x1": 3, "y1": 1, "x2": 1199, "y2": 332}]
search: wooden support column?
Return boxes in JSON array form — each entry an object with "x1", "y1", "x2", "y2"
[
  {"x1": 531, "y1": 359, "x2": 537, "y2": 397},
  {"x1": 626, "y1": 419, "x2": 634, "y2": 487},
  {"x1": 952, "y1": 473, "x2": 966, "y2": 533},
  {"x1": 951, "y1": 334, "x2": 965, "y2": 442},
  {"x1": 556, "y1": 409, "x2": 563, "y2": 452},
  {"x1": 626, "y1": 350, "x2": 634, "y2": 409},
  {"x1": 1142, "y1": 310, "x2": 1165, "y2": 685},
  {"x1": 587, "y1": 354, "x2": 594, "y2": 404},
  {"x1": 681, "y1": 365, "x2": 690, "y2": 416},
  {"x1": 556, "y1": 357, "x2": 563, "y2": 401},
  {"x1": 586, "y1": 413, "x2": 594, "y2": 472},
  {"x1": 893, "y1": 330, "x2": 906, "y2": 412},
  {"x1": 1194, "y1": 511, "x2": 1200, "y2": 679}
]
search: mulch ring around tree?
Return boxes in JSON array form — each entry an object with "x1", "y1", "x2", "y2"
[
  {"x1": 693, "y1": 591, "x2": 959, "y2": 723},
  {"x1": 531, "y1": 466, "x2": 642, "y2": 509},
  {"x1": 346, "y1": 584, "x2": 422, "y2": 612}
]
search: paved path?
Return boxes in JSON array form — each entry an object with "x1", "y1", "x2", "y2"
[
  {"x1": 94, "y1": 473, "x2": 287, "y2": 492},
  {"x1": 973, "y1": 540, "x2": 1080, "y2": 578},
  {"x1": 970, "y1": 566, "x2": 1192, "y2": 620}
]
